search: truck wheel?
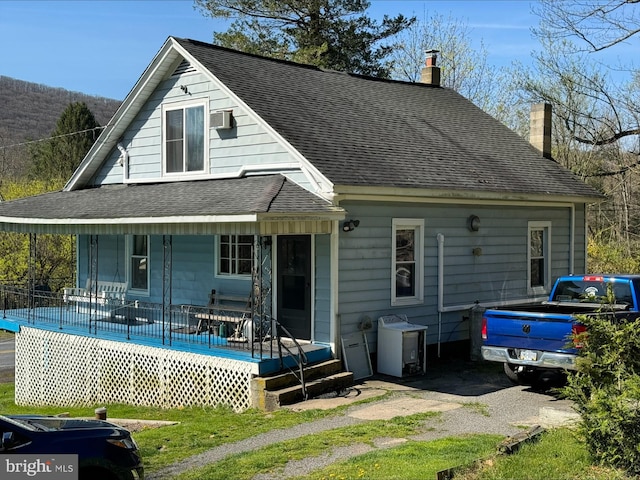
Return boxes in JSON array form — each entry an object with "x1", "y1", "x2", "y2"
[{"x1": 503, "y1": 363, "x2": 539, "y2": 385}]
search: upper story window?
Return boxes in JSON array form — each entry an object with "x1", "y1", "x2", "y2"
[
  {"x1": 218, "y1": 235, "x2": 253, "y2": 277},
  {"x1": 528, "y1": 221, "x2": 551, "y2": 294},
  {"x1": 391, "y1": 219, "x2": 424, "y2": 306},
  {"x1": 163, "y1": 100, "x2": 206, "y2": 175}
]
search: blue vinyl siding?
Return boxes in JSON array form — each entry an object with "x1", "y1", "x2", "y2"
[
  {"x1": 77, "y1": 235, "x2": 126, "y2": 288},
  {"x1": 92, "y1": 71, "x2": 303, "y2": 186},
  {"x1": 77, "y1": 234, "x2": 251, "y2": 307},
  {"x1": 336, "y1": 201, "x2": 587, "y2": 351}
]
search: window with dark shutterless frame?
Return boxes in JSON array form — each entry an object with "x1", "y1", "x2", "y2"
[
  {"x1": 130, "y1": 235, "x2": 148, "y2": 291},
  {"x1": 219, "y1": 235, "x2": 253, "y2": 276}
]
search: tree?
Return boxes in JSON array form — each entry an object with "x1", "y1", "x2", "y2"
[
  {"x1": 0, "y1": 128, "x2": 28, "y2": 180},
  {"x1": 195, "y1": 0, "x2": 415, "y2": 77},
  {"x1": 530, "y1": 1, "x2": 640, "y2": 162},
  {"x1": 0, "y1": 179, "x2": 73, "y2": 291},
  {"x1": 29, "y1": 101, "x2": 101, "y2": 182},
  {"x1": 388, "y1": 12, "x2": 514, "y2": 120},
  {"x1": 507, "y1": 2, "x2": 640, "y2": 252},
  {"x1": 535, "y1": 0, "x2": 640, "y2": 53}
]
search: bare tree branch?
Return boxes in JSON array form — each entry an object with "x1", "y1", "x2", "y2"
[{"x1": 534, "y1": 0, "x2": 640, "y2": 52}]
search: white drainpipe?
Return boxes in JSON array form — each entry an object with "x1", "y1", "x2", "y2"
[
  {"x1": 437, "y1": 233, "x2": 445, "y2": 358},
  {"x1": 117, "y1": 143, "x2": 129, "y2": 182}
]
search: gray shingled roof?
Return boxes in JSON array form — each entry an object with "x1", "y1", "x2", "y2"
[
  {"x1": 176, "y1": 38, "x2": 600, "y2": 199},
  {"x1": 0, "y1": 176, "x2": 341, "y2": 221}
]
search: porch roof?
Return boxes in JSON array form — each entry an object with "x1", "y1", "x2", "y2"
[{"x1": 0, "y1": 175, "x2": 344, "y2": 234}]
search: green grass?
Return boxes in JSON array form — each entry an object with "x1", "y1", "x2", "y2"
[
  {"x1": 0, "y1": 382, "x2": 337, "y2": 471},
  {"x1": 297, "y1": 434, "x2": 502, "y2": 480},
  {"x1": 456, "y1": 428, "x2": 631, "y2": 480},
  {"x1": 175, "y1": 412, "x2": 441, "y2": 480},
  {"x1": 460, "y1": 401, "x2": 490, "y2": 417},
  {"x1": 0, "y1": 375, "x2": 633, "y2": 479}
]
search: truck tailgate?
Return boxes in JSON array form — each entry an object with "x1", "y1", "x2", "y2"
[{"x1": 484, "y1": 310, "x2": 575, "y2": 353}]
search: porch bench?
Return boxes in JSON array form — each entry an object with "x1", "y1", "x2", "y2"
[
  {"x1": 63, "y1": 280, "x2": 128, "y2": 306},
  {"x1": 193, "y1": 290, "x2": 252, "y2": 339}
]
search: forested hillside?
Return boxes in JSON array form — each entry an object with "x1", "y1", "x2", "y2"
[{"x1": 0, "y1": 76, "x2": 121, "y2": 177}]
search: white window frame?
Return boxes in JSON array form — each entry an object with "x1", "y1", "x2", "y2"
[
  {"x1": 161, "y1": 98, "x2": 208, "y2": 177},
  {"x1": 127, "y1": 235, "x2": 149, "y2": 295},
  {"x1": 216, "y1": 234, "x2": 254, "y2": 278},
  {"x1": 528, "y1": 221, "x2": 551, "y2": 295},
  {"x1": 391, "y1": 218, "x2": 424, "y2": 306}
]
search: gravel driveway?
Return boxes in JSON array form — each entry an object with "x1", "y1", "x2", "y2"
[{"x1": 149, "y1": 359, "x2": 578, "y2": 479}]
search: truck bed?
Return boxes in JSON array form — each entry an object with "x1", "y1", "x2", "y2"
[
  {"x1": 482, "y1": 309, "x2": 576, "y2": 353},
  {"x1": 482, "y1": 275, "x2": 640, "y2": 376}
]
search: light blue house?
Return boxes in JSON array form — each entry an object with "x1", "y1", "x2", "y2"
[{"x1": 0, "y1": 38, "x2": 600, "y2": 411}]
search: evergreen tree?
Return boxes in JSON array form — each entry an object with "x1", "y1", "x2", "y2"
[
  {"x1": 195, "y1": 0, "x2": 414, "y2": 78},
  {"x1": 29, "y1": 101, "x2": 100, "y2": 181}
]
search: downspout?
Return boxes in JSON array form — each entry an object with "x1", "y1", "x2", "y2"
[
  {"x1": 437, "y1": 233, "x2": 445, "y2": 358},
  {"x1": 570, "y1": 204, "x2": 575, "y2": 274},
  {"x1": 330, "y1": 220, "x2": 340, "y2": 355},
  {"x1": 117, "y1": 143, "x2": 129, "y2": 182}
]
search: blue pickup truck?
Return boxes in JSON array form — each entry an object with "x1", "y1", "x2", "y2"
[{"x1": 481, "y1": 275, "x2": 640, "y2": 385}]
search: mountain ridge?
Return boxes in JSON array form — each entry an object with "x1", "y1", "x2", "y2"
[{"x1": 0, "y1": 76, "x2": 122, "y2": 177}]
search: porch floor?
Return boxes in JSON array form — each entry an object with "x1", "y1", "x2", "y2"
[{"x1": 0, "y1": 306, "x2": 332, "y2": 376}]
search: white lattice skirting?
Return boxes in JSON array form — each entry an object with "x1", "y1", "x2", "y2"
[{"x1": 15, "y1": 327, "x2": 254, "y2": 412}]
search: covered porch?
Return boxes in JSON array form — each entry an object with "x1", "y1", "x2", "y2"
[
  {"x1": 0, "y1": 284, "x2": 332, "y2": 374},
  {"x1": 0, "y1": 176, "x2": 345, "y2": 411}
]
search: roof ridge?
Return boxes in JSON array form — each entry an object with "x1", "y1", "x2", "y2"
[
  {"x1": 174, "y1": 37, "x2": 437, "y2": 89},
  {"x1": 174, "y1": 37, "x2": 323, "y2": 73}
]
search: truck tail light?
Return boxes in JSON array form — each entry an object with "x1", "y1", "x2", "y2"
[
  {"x1": 572, "y1": 323, "x2": 587, "y2": 348},
  {"x1": 481, "y1": 317, "x2": 487, "y2": 340}
]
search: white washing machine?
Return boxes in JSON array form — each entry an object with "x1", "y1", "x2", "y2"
[{"x1": 377, "y1": 314, "x2": 428, "y2": 377}]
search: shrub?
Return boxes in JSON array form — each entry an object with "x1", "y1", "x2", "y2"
[
  {"x1": 563, "y1": 312, "x2": 640, "y2": 475},
  {"x1": 587, "y1": 238, "x2": 640, "y2": 274}
]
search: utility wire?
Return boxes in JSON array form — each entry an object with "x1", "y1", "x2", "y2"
[{"x1": 0, "y1": 125, "x2": 109, "y2": 150}]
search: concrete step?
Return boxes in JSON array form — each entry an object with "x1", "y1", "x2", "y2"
[
  {"x1": 251, "y1": 360, "x2": 354, "y2": 411},
  {"x1": 262, "y1": 371, "x2": 354, "y2": 411},
  {"x1": 255, "y1": 359, "x2": 344, "y2": 391}
]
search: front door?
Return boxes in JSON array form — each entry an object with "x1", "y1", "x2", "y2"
[{"x1": 277, "y1": 235, "x2": 312, "y2": 340}]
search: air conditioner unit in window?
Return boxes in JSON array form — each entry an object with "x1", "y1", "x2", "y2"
[{"x1": 210, "y1": 110, "x2": 233, "y2": 129}]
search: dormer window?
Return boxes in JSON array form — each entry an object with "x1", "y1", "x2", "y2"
[{"x1": 163, "y1": 100, "x2": 206, "y2": 174}]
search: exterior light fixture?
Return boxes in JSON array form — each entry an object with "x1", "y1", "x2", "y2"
[
  {"x1": 342, "y1": 219, "x2": 360, "y2": 232},
  {"x1": 467, "y1": 215, "x2": 480, "y2": 232}
]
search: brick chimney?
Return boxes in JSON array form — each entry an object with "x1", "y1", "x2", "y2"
[
  {"x1": 530, "y1": 103, "x2": 552, "y2": 158},
  {"x1": 420, "y1": 49, "x2": 441, "y2": 87}
]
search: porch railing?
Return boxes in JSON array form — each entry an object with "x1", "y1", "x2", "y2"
[
  {"x1": 0, "y1": 285, "x2": 280, "y2": 360},
  {"x1": 273, "y1": 321, "x2": 309, "y2": 400}
]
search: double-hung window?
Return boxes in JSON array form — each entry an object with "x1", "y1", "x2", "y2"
[
  {"x1": 163, "y1": 101, "x2": 206, "y2": 174},
  {"x1": 528, "y1": 221, "x2": 551, "y2": 293},
  {"x1": 129, "y1": 235, "x2": 149, "y2": 292},
  {"x1": 392, "y1": 219, "x2": 424, "y2": 305},
  {"x1": 218, "y1": 235, "x2": 253, "y2": 277}
]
